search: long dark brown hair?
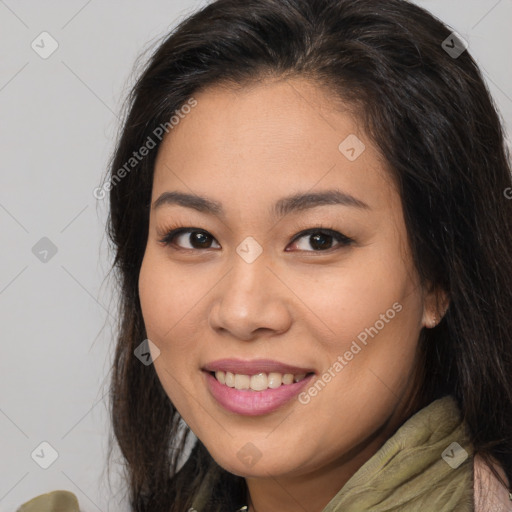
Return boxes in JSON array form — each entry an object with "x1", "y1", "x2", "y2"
[{"x1": 103, "y1": 0, "x2": 512, "y2": 510}]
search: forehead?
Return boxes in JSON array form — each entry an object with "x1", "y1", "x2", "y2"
[{"x1": 152, "y1": 77, "x2": 397, "y2": 215}]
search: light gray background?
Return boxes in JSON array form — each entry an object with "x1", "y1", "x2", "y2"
[{"x1": 1, "y1": 1, "x2": 511, "y2": 511}]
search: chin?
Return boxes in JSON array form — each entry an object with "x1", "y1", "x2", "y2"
[{"x1": 207, "y1": 447, "x2": 300, "y2": 479}]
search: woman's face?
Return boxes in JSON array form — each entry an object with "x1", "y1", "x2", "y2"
[{"x1": 138, "y1": 77, "x2": 434, "y2": 481}]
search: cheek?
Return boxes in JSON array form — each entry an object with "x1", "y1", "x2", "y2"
[
  {"x1": 296, "y1": 246, "x2": 424, "y2": 403},
  {"x1": 296, "y1": 256, "x2": 421, "y2": 346},
  {"x1": 138, "y1": 251, "x2": 204, "y2": 423},
  {"x1": 138, "y1": 249, "x2": 207, "y2": 348},
  {"x1": 138, "y1": 253, "x2": 171, "y2": 340}
]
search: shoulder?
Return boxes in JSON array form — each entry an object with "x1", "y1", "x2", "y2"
[
  {"x1": 474, "y1": 454, "x2": 512, "y2": 511},
  {"x1": 16, "y1": 490, "x2": 80, "y2": 512}
]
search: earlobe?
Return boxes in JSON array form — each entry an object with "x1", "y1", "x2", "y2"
[
  {"x1": 436, "y1": 288, "x2": 450, "y2": 325},
  {"x1": 430, "y1": 312, "x2": 437, "y2": 329},
  {"x1": 422, "y1": 283, "x2": 450, "y2": 329}
]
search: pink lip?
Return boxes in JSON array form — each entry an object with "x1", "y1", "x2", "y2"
[
  {"x1": 203, "y1": 371, "x2": 315, "y2": 416},
  {"x1": 203, "y1": 358, "x2": 315, "y2": 375}
]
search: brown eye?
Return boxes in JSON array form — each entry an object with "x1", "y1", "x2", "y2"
[
  {"x1": 287, "y1": 229, "x2": 353, "y2": 252},
  {"x1": 159, "y1": 228, "x2": 221, "y2": 250}
]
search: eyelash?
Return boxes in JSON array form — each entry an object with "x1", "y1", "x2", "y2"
[{"x1": 157, "y1": 223, "x2": 354, "y2": 253}]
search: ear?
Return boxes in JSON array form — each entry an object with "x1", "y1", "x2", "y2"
[{"x1": 421, "y1": 281, "x2": 450, "y2": 329}]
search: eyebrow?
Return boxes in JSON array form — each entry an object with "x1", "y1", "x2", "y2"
[{"x1": 152, "y1": 189, "x2": 370, "y2": 219}]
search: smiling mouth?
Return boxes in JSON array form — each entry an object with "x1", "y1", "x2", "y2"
[{"x1": 209, "y1": 370, "x2": 314, "y2": 391}]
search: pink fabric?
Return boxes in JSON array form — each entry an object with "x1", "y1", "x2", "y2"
[{"x1": 474, "y1": 454, "x2": 512, "y2": 511}]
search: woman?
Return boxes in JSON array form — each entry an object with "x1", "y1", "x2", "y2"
[{"x1": 18, "y1": 0, "x2": 512, "y2": 510}]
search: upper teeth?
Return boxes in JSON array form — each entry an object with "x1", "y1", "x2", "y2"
[{"x1": 214, "y1": 371, "x2": 307, "y2": 391}]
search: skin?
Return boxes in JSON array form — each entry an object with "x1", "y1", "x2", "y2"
[{"x1": 138, "y1": 76, "x2": 446, "y2": 512}]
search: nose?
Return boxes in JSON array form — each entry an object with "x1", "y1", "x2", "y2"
[{"x1": 208, "y1": 251, "x2": 293, "y2": 341}]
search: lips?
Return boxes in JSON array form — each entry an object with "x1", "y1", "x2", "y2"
[{"x1": 202, "y1": 358, "x2": 316, "y2": 415}]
